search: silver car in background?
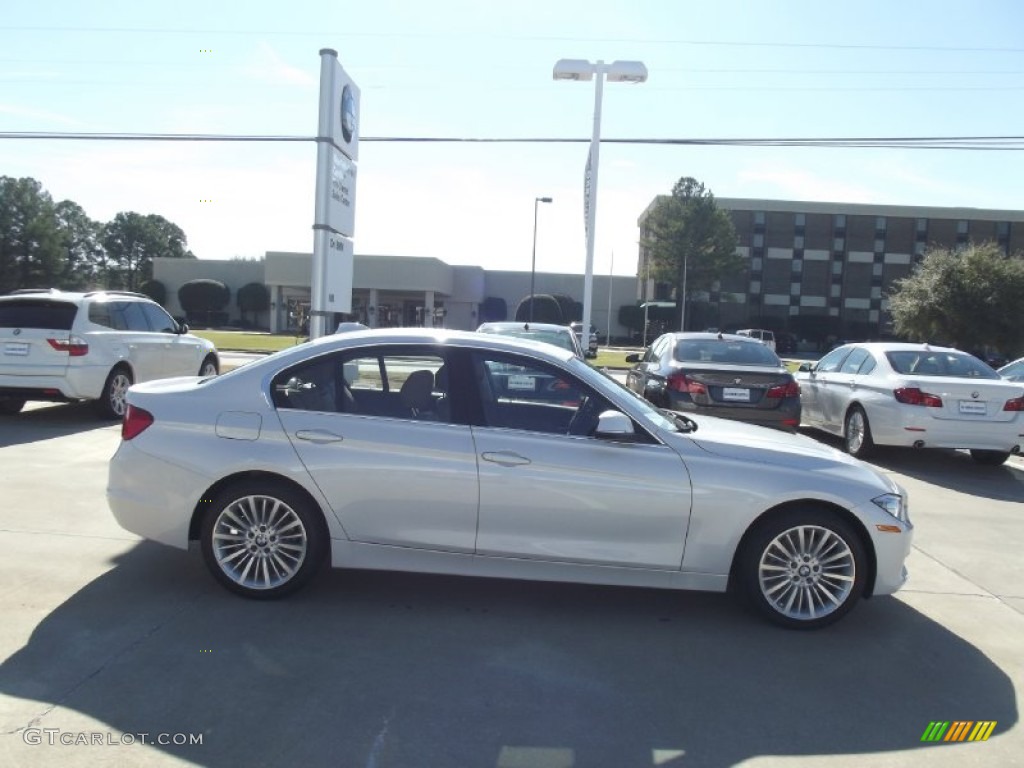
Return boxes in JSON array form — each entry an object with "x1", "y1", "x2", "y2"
[
  {"x1": 797, "y1": 342, "x2": 1024, "y2": 465},
  {"x1": 108, "y1": 328, "x2": 912, "y2": 629}
]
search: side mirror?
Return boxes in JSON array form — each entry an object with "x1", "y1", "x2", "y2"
[
  {"x1": 798, "y1": 362, "x2": 813, "y2": 373},
  {"x1": 177, "y1": 321, "x2": 190, "y2": 334},
  {"x1": 624, "y1": 353, "x2": 641, "y2": 364},
  {"x1": 594, "y1": 410, "x2": 635, "y2": 438}
]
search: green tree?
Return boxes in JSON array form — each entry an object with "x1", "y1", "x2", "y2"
[
  {"x1": 178, "y1": 279, "x2": 230, "y2": 326},
  {"x1": 138, "y1": 279, "x2": 167, "y2": 305},
  {"x1": 54, "y1": 200, "x2": 104, "y2": 289},
  {"x1": 237, "y1": 281, "x2": 270, "y2": 325},
  {"x1": 641, "y1": 177, "x2": 742, "y2": 331},
  {"x1": 479, "y1": 296, "x2": 508, "y2": 323},
  {"x1": 101, "y1": 212, "x2": 195, "y2": 290},
  {"x1": 515, "y1": 294, "x2": 563, "y2": 323},
  {"x1": 888, "y1": 242, "x2": 1024, "y2": 355},
  {"x1": 0, "y1": 176, "x2": 64, "y2": 293}
]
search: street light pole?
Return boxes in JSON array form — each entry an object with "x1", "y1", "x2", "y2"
[
  {"x1": 553, "y1": 58, "x2": 647, "y2": 354},
  {"x1": 529, "y1": 196, "x2": 552, "y2": 322}
]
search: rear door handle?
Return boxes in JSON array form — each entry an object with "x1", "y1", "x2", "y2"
[
  {"x1": 481, "y1": 451, "x2": 531, "y2": 467},
  {"x1": 295, "y1": 429, "x2": 344, "y2": 444}
]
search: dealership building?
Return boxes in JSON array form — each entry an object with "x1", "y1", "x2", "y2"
[{"x1": 637, "y1": 198, "x2": 1024, "y2": 342}]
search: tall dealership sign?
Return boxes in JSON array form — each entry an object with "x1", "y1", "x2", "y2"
[{"x1": 310, "y1": 48, "x2": 360, "y2": 338}]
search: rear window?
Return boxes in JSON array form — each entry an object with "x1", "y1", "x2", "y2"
[
  {"x1": 480, "y1": 328, "x2": 575, "y2": 353},
  {"x1": 886, "y1": 350, "x2": 999, "y2": 379},
  {"x1": 0, "y1": 299, "x2": 77, "y2": 330},
  {"x1": 674, "y1": 339, "x2": 781, "y2": 366}
]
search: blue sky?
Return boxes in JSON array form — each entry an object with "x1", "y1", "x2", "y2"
[{"x1": 2, "y1": 0, "x2": 1022, "y2": 276}]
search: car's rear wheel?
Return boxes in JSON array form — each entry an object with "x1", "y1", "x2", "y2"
[
  {"x1": 201, "y1": 482, "x2": 327, "y2": 599},
  {"x1": 843, "y1": 406, "x2": 874, "y2": 458},
  {"x1": 0, "y1": 397, "x2": 26, "y2": 415},
  {"x1": 970, "y1": 449, "x2": 1011, "y2": 466},
  {"x1": 95, "y1": 366, "x2": 132, "y2": 419},
  {"x1": 739, "y1": 509, "x2": 867, "y2": 630},
  {"x1": 199, "y1": 355, "x2": 219, "y2": 377}
]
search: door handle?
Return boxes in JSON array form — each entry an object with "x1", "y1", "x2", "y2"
[
  {"x1": 295, "y1": 429, "x2": 344, "y2": 444},
  {"x1": 481, "y1": 451, "x2": 531, "y2": 467}
]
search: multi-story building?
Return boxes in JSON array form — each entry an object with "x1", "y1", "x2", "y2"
[{"x1": 637, "y1": 198, "x2": 1024, "y2": 346}]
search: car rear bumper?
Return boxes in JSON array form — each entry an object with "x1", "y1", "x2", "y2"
[
  {"x1": 107, "y1": 440, "x2": 210, "y2": 549},
  {"x1": 0, "y1": 366, "x2": 108, "y2": 401},
  {"x1": 667, "y1": 395, "x2": 801, "y2": 431},
  {"x1": 872, "y1": 414, "x2": 1023, "y2": 452}
]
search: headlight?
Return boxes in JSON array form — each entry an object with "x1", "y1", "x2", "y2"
[{"x1": 872, "y1": 493, "x2": 907, "y2": 522}]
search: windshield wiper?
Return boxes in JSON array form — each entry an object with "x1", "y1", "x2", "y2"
[{"x1": 660, "y1": 408, "x2": 698, "y2": 433}]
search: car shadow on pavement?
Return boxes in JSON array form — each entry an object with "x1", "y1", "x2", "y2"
[
  {"x1": 0, "y1": 402, "x2": 116, "y2": 448},
  {"x1": 0, "y1": 542, "x2": 1017, "y2": 768}
]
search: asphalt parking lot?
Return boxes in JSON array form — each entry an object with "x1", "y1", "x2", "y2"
[{"x1": 0, "y1": 402, "x2": 1021, "y2": 768}]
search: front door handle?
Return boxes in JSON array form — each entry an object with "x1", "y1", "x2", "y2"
[
  {"x1": 295, "y1": 429, "x2": 344, "y2": 444},
  {"x1": 481, "y1": 451, "x2": 531, "y2": 467}
]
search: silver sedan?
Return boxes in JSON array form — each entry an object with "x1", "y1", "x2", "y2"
[
  {"x1": 108, "y1": 328, "x2": 913, "y2": 629},
  {"x1": 797, "y1": 342, "x2": 1024, "y2": 465}
]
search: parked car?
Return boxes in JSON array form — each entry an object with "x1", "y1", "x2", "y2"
[
  {"x1": 624, "y1": 332, "x2": 801, "y2": 431},
  {"x1": 569, "y1": 322, "x2": 600, "y2": 358},
  {"x1": 108, "y1": 328, "x2": 913, "y2": 628},
  {"x1": 476, "y1": 321, "x2": 585, "y2": 359},
  {"x1": 0, "y1": 289, "x2": 218, "y2": 418},
  {"x1": 997, "y1": 357, "x2": 1024, "y2": 383},
  {"x1": 735, "y1": 328, "x2": 776, "y2": 351},
  {"x1": 796, "y1": 343, "x2": 1024, "y2": 465}
]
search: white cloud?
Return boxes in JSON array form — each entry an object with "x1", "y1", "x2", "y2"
[{"x1": 238, "y1": 42, "x2": 316, "y2": 89}]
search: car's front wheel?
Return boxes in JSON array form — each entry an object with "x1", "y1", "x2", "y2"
[
  {"x1": 95, "y1": 366, "x2": 132, "y2": 419},
  {"x1": 970, "y1": 449, "x2": 1011, "y2": 466},
  {"x1": 198, "y1": 355, "x2": 219, "y2": 377},
  {"x1": 200, "y1": 481, "x2": 327, "y2": 599},
  {"x1": 843, "y1": 406, "x2": 874, "y2": 458},
  {"x1": 738, "y1": 509, "x2": 867, "y2": 629}
]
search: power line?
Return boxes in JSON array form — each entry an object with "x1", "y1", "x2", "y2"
[{"x1": 2, "y1": 131, "x2": 1024, "y2": 150}]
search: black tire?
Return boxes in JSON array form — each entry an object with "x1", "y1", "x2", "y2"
[
  {"x1": 0, "y1": 398, "x2": 26, "y2": 415},
  {"x1": 738, "y1": 508, "x2": 868, "y2": 630},
  {"x1": 198, "y1": 355, "x2": 219, "y2": 377},
  {"x1": 843, "y1": 406, "x2": 874, "y2": 459},
  {"x1": 970, "y1": 449, "x2": 1011, "y2": 466},
  {"x1": 95, "y1": 366, "x2": 133, "y2": 420},
  {"x1": 200, "y1": 481, "x2": 327, "y2": 599}
]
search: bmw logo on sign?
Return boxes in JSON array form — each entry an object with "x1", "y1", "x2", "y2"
[{"x1": 341, "y1": 85, "x2": 356, "y2": 144}]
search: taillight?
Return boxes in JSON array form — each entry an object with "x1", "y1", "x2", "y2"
[
  {"x1": 667, "y1": 373, "x2": 706, "y2": 395},
  {"x1": 894, "y1": 387, "x2": 943, "y2": 407},
  {"x1": 47, "y1": 336, "x2": 89, "y2": 356},
  {"x1": 766, "y1": 380, "x2": 800, "y2": 398},
  {"x1": 122, "y1": 405, "x2": 154, "y2": 440},
  {"x1": 1004, "y1": 396, "x2": 1024, "y2": 412}
]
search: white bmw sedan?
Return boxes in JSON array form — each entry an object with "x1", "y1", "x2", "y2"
[
  {"x1": 108, "y1": 329, "x2": 912, "y2": 629},
  {"x1": 797, "y1": 342, "x2": 1024, "y2": 465}
]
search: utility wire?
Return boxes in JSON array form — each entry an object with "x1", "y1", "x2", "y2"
[{"x1": 2, "y1": 131, "x2": 1024, "y2": 150}]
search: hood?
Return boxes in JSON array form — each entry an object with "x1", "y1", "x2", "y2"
[{"x1": 668, "y1": 414, "x2": 898, "y2": 492}]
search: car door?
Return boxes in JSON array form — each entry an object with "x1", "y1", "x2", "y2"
[
  {"x1": 468, "y1": 350, "x2": 691, "y2": 569},
  {"x1": 139, "y1": 301, "x2": 201, "y2": 377},
  {"x1": 273, "y1": 346, "x2": 480, "y2": 553},
  {"x1": 799, "y1": 346, "x2": 852, "y2": 428},
  {"x1": 819, "y1": 347, "x2": 872, "y2": 426},
  {"x1": 108, "y1": 301, "x2": 166, "y2": 382}
]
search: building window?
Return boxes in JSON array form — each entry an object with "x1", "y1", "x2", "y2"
[
  {"x1": 872, "y1": 263, "x2": 883, "y2": 276},
  {"x1": 874, "y1": 239, "x2": 885, "y2": 253},
  {"x1": 957, "y1": 220, "x2": 968, "y2": 235},
  {"x1": 790, "y1": 282, "x2": 801, "y2": 296},
  {"x1": 832, "y1": 261, "x2": 843, "y2": 276},
  {"x1": 914, "y1": 241, "x2": 926, "y2": 255},
  {"x1": 916, "y1": 218, "x2": 927, "y2": 233},
  {"x1": 753, "y1": 233, "x2": 765, "y2": 247},
  {"x1": 750, "y1": 257, "x2": 763, "y2": 271},
  {"x1": 830, "y1": 284, "x2": 842, "y2": 298},
  {"x1": 834, "y1": 214, "x2": 846, "y2": 228},
  {"x1": 754, "y1": 211, "x2": 765, "y2": 226},
  {"x1": 997, "y1": 221, "x2": 1010, "y2": 236},
  {"x1": 875, "y1": 217, "x2": 887, "y2": 230},
  {"x1": 792, "y1": 260, "x2": 803, "y2": 274},
  {"x1": 833, "y1": 237, "x2": 845, "y2": 251},
  {"x1": 795, "y1": 213, "x2": 806, "y2": 226},
  {"x1": 794, "y1": 235, "x2": 805, "y2": 249},
  {"x1": 749, "y1": 280, "x2": 761, "y2": 294}
]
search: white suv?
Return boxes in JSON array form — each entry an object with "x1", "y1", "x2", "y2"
[{"x1": 0, "y1": 289, "x2": 219, "y2": 418}]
